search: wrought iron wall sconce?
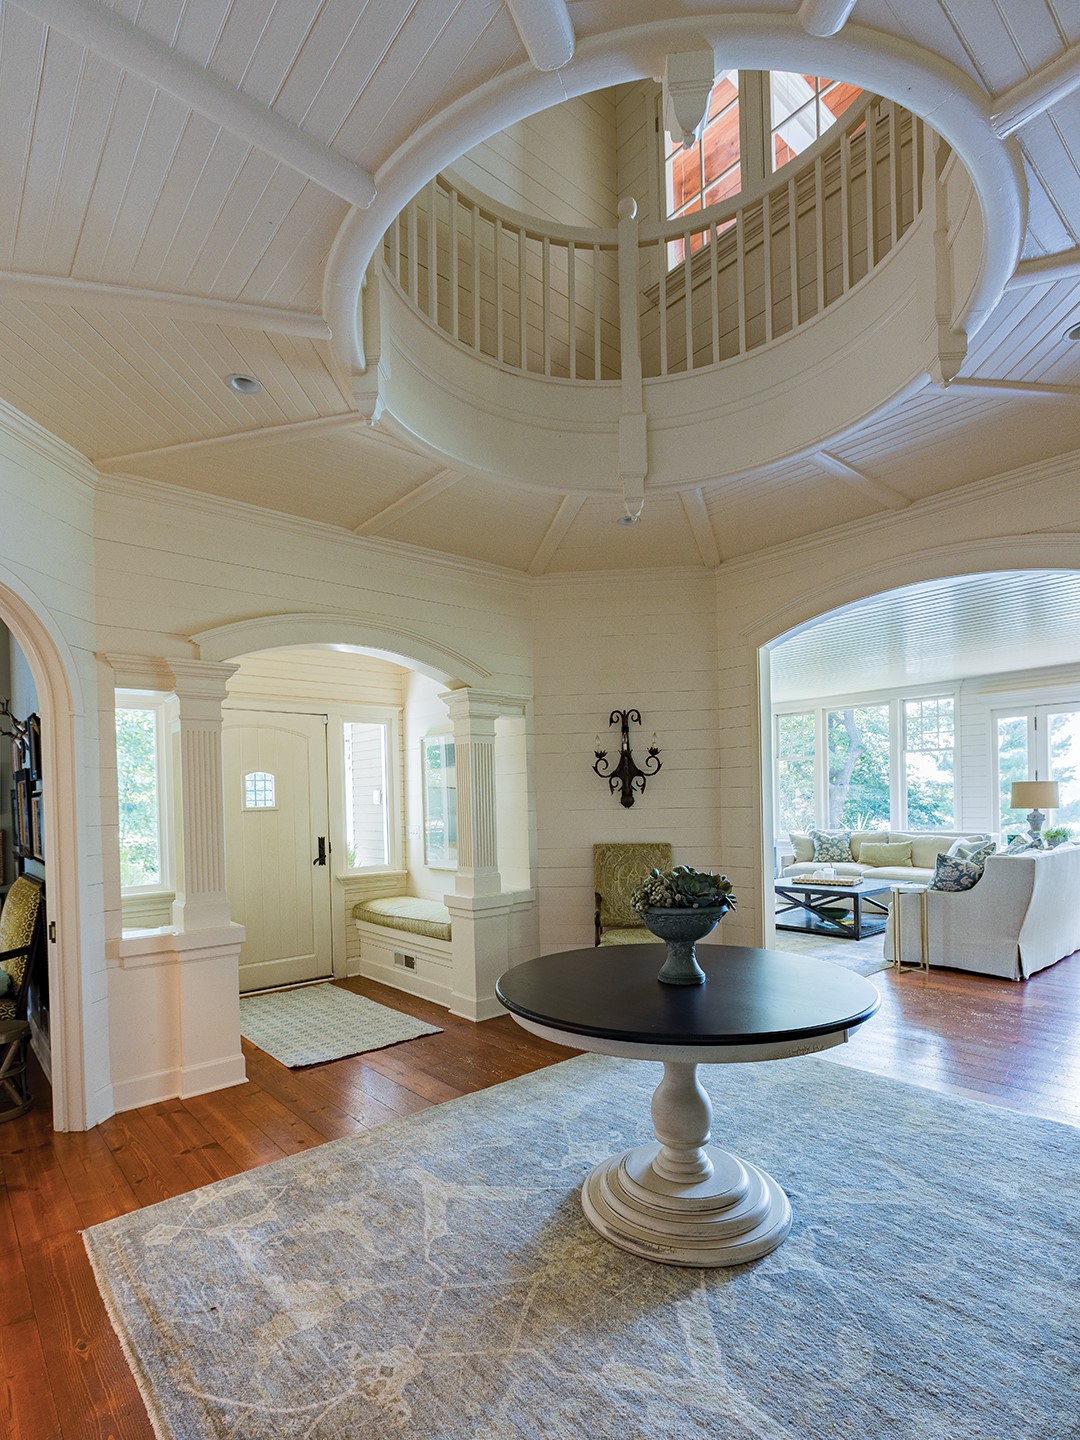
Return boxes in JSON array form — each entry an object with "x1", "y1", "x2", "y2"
[
  {"x1": 593, "y1": 709, "x2": 662, "y2": 808},
  {"x1": 0, "y1": 697, "x2": 28, "y2": 745}
]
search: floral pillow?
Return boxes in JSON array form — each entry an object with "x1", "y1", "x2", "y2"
[
  {"x1": 928, "y1": 853, "x2": 983, "y2": 892},
  {"x1": 809, "y1": 828, "x2": 853, "y2": 863},
  {"x1": 946, "y1": 837, "x2": 996, "y2": 866}
]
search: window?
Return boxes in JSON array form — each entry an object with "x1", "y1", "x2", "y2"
[
  {"x1": 775, "y1": 711, "x2": 815, "y2": 832},
  {"x1": 664, "y1": 70, "x2": 741, "y2": 263},
  {"x1": 422, "y1": 734, "x2": 457, "y2": 868},
  {"x1": 994, "y1": 704, "x2": 1080, "y2": 838},
  {"x1": 116, "y1": 701, "x2": 166, "y2": 889},
  {"x1": 344, "y1": 721, "x2": 390, "y2": 869},
  {"x1": 903, "y1": 697, "x2": 955, "y2": 828},
  {"x1": 243, "y1": 771, "x2": 276, "y2": 809},
  {"x1": 770, "y1": 73, "x2": 863, "y2": 171},
  {"x1": 826, "y1": 704, "x2": 891, "y2": 830}
]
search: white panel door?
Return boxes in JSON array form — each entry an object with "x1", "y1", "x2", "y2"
[{"x1": 223, "y1": 709, "x2": 334, "y2": 993}]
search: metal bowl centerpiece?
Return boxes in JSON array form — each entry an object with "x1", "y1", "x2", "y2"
[{"x1": 630, "y1": 866, "x2": 737, "y2": 985}]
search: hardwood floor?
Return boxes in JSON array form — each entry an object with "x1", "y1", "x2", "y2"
[{"x1": 1, "y1": 961, "x2": 1078, "y2": 1439}]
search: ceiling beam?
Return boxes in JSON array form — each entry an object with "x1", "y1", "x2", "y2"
[
  {"x1": 353, "y1": 470, "x2": 462, "y2": 537},
  {"x1": 11, "y1": 0, "x2": 376, "y2": 208},
  {"x1": 678, "y1": 489, "x2": 722, "y2": 568},
  {"x1": 0, "y1": 271, "x2": 331, "y2": 338},
  {"x1": 504, "y1": 0, "x2": 575, "y2": 73},
  {"x1": 1007, "y1": 247, "x2": 1080, "y2": 289},
  {"x1": 814, "y1": 451, "x2": 911, "y2": 511},
  {"x1": 990, "y1": 40, "x2": 1080, "y2": 136},
  {"x1": 945, "y1": 378, "x2": 1080, "y2": 400},
  {"x1": 95, "y1": 413, "x2": 362, "y2": 472},
  {"x1": 528, "y1": 494, "x2": 586, "y2": 576},
  {"x1": 798, "y1": 0, "x2": 859, "y2": 39}
]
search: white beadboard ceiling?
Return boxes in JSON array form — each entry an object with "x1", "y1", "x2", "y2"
[
  {"x1": 0, "y1": 0, "x2": 1077, "y2": 571},
  {"x1": 770, "y1": 570, "x2": 1080, "y2": 701}
]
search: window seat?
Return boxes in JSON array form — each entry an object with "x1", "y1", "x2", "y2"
[{"x1": 351, "y1": 896, "x2": 452, "y2": 943}]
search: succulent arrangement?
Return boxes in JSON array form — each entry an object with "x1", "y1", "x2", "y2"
[
  {"x1": 631, "y1": 864, "x2": 737, "y2": 913},
  {"x1": 1042, "y1": 826, "x2": 1073, "y2": 847}
]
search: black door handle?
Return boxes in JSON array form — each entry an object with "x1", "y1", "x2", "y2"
[{"x1": 313, "y1": 837, "x2": 327, "y2": 866}]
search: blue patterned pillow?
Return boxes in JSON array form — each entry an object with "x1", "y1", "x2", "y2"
[
  {"x1": 928, "y1": 853, "x2": 983, "y2": 892},
  {"x1": 809, "y1": 828, "x2": 852, "y2": 863},
  {"x1": 946, "y1": 837, "x2": 996, "y2": 866}
]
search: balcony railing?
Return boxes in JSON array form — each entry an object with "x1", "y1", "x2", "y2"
[{"x1": 383, "y1": 94, "x2": 927, "y2": 384}]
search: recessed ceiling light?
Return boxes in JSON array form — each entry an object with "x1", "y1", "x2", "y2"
[
  {"x1": 226, "y1": 373, "x2": 263, "y2": 394},
  {"x1": 616, "y1": 513, "x2": 641, "y2": 526},
  {"x1": 1065, "y1": 323, "x2": 1080, "y2": 342}
]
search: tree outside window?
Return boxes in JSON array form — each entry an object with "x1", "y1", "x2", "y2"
[
  {"x1": 826, "y1": 705, "x2": 891, "y2": 830},
  {"x1": 903, "y1": 697, "x2": 955, "y2": 828},
  {"x1": 116, "y1": 706, "x2": 162, "y2": 888},
  {"x1": 775, "y1": 711, "x2": 815, "y2": 831}
]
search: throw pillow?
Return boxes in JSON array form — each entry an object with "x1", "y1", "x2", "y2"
[
  {"x1": 809, "y1": 828, "x2": 853, "y2": 863},
  {"x1": 928, "y1": 853, "x2": 983, "y2": 892},
  {"x1": 789, "y1": 832, "x2": 815, "y2": 863},
  {"x1": 946, "y1": 837, "x2": 996, "y2": 866},
  {"x1": 1003, "y1": 836, "x2": 1037, "y2": 854},
  {"x1": 859, "y1": 841, "x2": 913, "y2": 868}
]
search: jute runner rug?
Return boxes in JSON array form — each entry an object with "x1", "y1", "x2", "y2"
[{"x1": 85, "y1": 1053, "x2": 1078, "y2": 1439}]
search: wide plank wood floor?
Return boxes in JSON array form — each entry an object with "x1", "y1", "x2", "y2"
[{"x1": 1, "y1": 961, "x2": 1078, "y2": 1439}]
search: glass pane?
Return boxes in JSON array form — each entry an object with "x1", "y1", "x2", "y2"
[
  {"x1": 243, "y1": 771, "x2": 276, "y2": 809},
  {"x1": 701, "y1": 95, "x2": 740, "y2": 186},
  {"x1": 820, "y1": 80, "x2": 863, "y2": 125},
  {"x1": 826, "y1": 704, "x2": 891, "y2": 829},
  {"x1": 996, "y1": 715, "x2": 1030, "y2": 837},
  {"x1": 344, "y1": 722, "x2": 389, "y2": 867},
  {"x1": 771, "y1": 71, "x2": 817, "y2": 127},
  {"x1": 773, "y1": 103, "x2": 819, "y2": 166},
  {"x1": 423, "y1": 735, "x2": 457, "y2": 867},
  {"x1": 1048, "y1": 710, "x2": 1080, "y2": 835},
  {"x1": 904, "y1": 697, "x2": 955, "y2": 829},
  {"x1": 665, "y1": 71, "x2": 740, "y2": 228},
  {"x1": 776, "y1": 712, "x2": 815, "y2": 832},
  {"x1": 116, "y1": 707, "x2": 161, "y2": 888}
]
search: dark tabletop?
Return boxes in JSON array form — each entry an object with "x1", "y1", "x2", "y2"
[{"x1": 496, "y1": 945, "x2": 880, "y2": 1047}]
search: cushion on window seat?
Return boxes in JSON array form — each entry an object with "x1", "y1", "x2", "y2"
[{"x1": 351, "y1": 896, "x2": 452, "y2": 943}]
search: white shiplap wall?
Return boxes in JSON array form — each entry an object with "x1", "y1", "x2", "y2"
[{"x1": 531, "y1": 570, "x2": 724, "y2": 954}]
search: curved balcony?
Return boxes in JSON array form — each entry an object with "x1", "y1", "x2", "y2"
[{"x1": 370, "y1": 96, "x2": 982, "y2": 503}]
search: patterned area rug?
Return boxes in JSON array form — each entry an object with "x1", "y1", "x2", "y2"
[
  {"x1": 238, "y1": 983, "x2": 441, "y2": 1067},
  {"x1": 84, "y1": 1055, "x2": 1077, "y2": 1439},
  {"x1": 770, "y1": 928, "x2": 894, "y2": 977}
]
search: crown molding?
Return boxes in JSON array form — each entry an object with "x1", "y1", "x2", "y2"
[{"x1": 0, "y1": 395, "x2": 98, "y2": 489}]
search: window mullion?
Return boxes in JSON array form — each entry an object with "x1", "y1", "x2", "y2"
[
  {"x1": 740, "y1": 70, "x2": 768, "y2": 192},
  {"x1": 891, "y1": 699, "x2": 905, "y2": 830}
]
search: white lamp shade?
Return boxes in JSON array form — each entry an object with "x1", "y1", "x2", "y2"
[{"x1": 1010, "y1": 781, "x2": 1060, "y2": 809}]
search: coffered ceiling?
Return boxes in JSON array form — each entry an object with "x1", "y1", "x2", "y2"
[{"x1": 0, "y1": 0, "x2": 1078, "y2": 573}]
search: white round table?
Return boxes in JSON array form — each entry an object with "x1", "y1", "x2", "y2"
[{"x1": 496, "y1": 944, "x2": 880, "y2": 1268}]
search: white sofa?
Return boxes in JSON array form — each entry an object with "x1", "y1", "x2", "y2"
[
  {"x1": 784, "y1": 830, "x2": 989, "y2": 886},
  {"x1": 886, "y1": 845, "x2": 1080, "y2": 980}
]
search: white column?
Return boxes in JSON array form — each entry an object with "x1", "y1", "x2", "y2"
[
  {"x1": 439, "y1": 688, "x2": 505, "y2": 898},
  {"x1": 168, "y1": 660, "x2": 238, "y2": 931}
]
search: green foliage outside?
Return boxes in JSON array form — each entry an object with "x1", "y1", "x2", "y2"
[{"x1": 116, "y1": 707, "x2": 161, "y2": 887}]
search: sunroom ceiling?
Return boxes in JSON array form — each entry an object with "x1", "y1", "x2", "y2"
[
  {"x1": 0, "y1": 0, "x2": 1077, "y2": 573},
  {"x1": 770, "y1": 571, "x2": 1080, "y2": 702}
]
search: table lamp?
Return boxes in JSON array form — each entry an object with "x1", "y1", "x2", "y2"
[{"x1": 1010, "y1": 780, "x2": 1060, "y2": 844}]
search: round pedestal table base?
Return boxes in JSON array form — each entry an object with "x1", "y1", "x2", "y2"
[{"x1": 582, "y1": 1142, "x2": 791, "y2": 1268}]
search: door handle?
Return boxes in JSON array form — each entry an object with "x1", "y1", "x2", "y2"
[{"x1": 313, "y1": 837, "x2": 327, "y2": 867}]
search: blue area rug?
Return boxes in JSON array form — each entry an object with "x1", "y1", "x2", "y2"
[{"x1": 85, "y1": 1054, "x2": 1078, "y2": 1439}]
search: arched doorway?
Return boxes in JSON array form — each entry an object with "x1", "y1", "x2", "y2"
[
  {"x1": 0, "y1": 568, "x2": 88, "y2": 1132},
  {"x1": 758, "y1": 563, "x2": 1080, "y2": 946}
]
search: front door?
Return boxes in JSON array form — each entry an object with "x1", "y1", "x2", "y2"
[{"x1": 223, "y1": 709, "x2": 334, "y2": 993}]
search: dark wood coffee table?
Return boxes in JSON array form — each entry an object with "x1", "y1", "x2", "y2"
[
  {"x1": 775, "y1": 877, "x2": 895, "y2": 939},
  {"x1": 496, "y1": 945, "x2": 879, "y2": 1268}
]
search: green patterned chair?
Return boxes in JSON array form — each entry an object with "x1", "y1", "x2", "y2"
[
  {"x1": 0, "y1": 875, "x2": 45, "y2": 1122},
  {"x1": 593, "y1": 842, "x2": 672, "y2": 946}
]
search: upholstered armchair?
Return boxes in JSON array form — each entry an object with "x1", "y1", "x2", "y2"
[{"x1": 593, "y1": 842, "x2": 672, "y2": 946}]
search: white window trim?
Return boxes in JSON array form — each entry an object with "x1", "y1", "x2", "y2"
[
  {"x1": 336, "y1": 705, "x2": 403, "y2": 877},
  {"x1": 421, "y1": 729, "x2": 458, "y2": 872},
  {"x1": 116, "y1": 689, "x2": 174, "y2": 897}
]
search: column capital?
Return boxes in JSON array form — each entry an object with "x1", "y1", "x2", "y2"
[{"x1": 438, "y1": 688, "x2": 527, "y2": 724}]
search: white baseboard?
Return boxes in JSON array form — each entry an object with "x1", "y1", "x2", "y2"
[
  {"x1": 358, "y1": 955, "x2": 452, "y2": 1010},
  {"x1": 449, "y1": 992, "x2": 504, "y2": 1023},
  {"x1": 110, "y1": 1053, "x2": 248, "y2": 1114}
]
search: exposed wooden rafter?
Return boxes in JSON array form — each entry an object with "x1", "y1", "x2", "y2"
[
  {"x1": 11, "y1": 0, "x2": 377, "y2": 208},
  {"x1": 945, "y1": 378, "x2": 1080, "y2": 400},
  {"x1": 353, "y1": 470, "x2": 462, "y2": 537},
  {"x1": 678, "y1": 490, "x2": 722, "y2": 569},
  {"x1": 0, "y1": 272, "x2": 331, "y2": 338},
  {"x1": 813, "y1": 451, "x2": 911, "y2": 511},
  {"x1": 528, "y1": 494, "x2": 586, "y2": 576},
  {"x1": 505, "y1": 0, "x2": 575, "y2": 72},
  {"x1": 95, "y1": 414, "x2": 362, "y2": 472},
  {"x1": 990, "y1": 39, "x2": 1080, "y2": 136},
  {"x1": 798, "y1": 0, "x2": 860, "y2": 39}
]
